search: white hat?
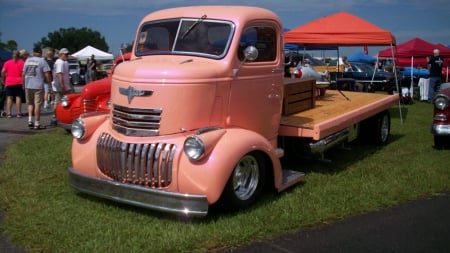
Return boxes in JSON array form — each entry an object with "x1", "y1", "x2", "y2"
[
  {"x1": 433, "y1": 49, "x2": 440, "y2": 54},
  {"x1": 19, "y1": 49, "x2": 29, "y2": 56},
  {"x1": 59, "y1": 48, "x2": 70, "y2": 54}
]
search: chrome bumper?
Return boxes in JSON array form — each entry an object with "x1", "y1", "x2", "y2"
[
  {"x1": 68, "y1": 167, "x2": 209, "y2": 217},
  {"x1": 431, "y1": 124, "x2": 450, "y2": 136}
]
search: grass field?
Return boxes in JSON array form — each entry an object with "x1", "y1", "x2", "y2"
[{"x1": 0, "y1": 101, "x2": 449, "y2": 253}]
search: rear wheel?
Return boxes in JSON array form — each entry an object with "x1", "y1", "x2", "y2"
[
  {"x1": 219, "y1": 151, "x2": 266, "y2": 211},
  {"x1": 359, "y1": 110, "x2": 391, "y2": 145}
]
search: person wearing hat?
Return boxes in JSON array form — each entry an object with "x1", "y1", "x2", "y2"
[
  {"x1": 1, "y1": 50, "x2": 25, "y2": 118},
  {"x1": 22, "y1": 48, "x2": 52, "y2": 129},
  {"x1": 427, "y1": 49, "x2": 445, "y2": 102},
  {"x1": 19, "y1": 49, "x2": 29, "y2": 61},
  {"x1": 52, "y1": 48, "x2": 73, "y2": 119}
]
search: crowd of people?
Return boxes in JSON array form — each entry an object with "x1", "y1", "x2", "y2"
[{"x1": 0, "y1": 47, "x2": 74, "y2": 129}]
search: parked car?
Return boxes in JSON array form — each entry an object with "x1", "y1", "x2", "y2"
[
  {"x1": 54, "y1": 53, "x2": 131, "y2": 130},
  {"x1": 344, "y1": 61, "x2": 399, "y2": 92},
  {"x1": 284, "y1": 51, "x2": 325, "y2": 77},
  {"x1": 68, "y1": 58, "x2": 82, "y2": 85},
  {"x1": 431, "y1": 83, "x2": 450, "y2": 148}
]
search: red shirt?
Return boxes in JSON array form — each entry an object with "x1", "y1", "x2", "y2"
[{"x1": 2, "y1": 59, "x2": 24, "y2": 86}]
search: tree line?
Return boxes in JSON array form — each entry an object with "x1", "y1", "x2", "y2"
[{"x1": 1, "y1": 27, "x2": 132, "y2": 53}]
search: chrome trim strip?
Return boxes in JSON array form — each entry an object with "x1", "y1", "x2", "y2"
[
  {"x1": 309, "y1": 128, "x2": 350, "y2": 154},
  {"x1": 68, "y1": 167, "x2": 209, "y2": 217}
]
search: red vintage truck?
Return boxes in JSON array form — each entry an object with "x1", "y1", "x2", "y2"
[
  {"x1": 68, "y1": 6, "x2": 399, "y2": 216},
  {"x1": 55, "y1": 53, "x2": 131, "y2": 130}
]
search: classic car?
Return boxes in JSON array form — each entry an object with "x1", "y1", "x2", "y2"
[
  {"x1": 344, "y1": 61, "x2": 399, "y2": 92},
  {"x1": 68, "y1": 58, "x2": 82, "y2": 85},
  {"x1": 54, "y1": 53, "x2": 131, "y2": 129},
  {"x1": 431, "y1": 83, "x2": 450, "y2": 148}
]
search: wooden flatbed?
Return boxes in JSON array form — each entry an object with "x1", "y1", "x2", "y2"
[{"x1": 279, "y1": 86, "x2": 399, "y2": 141}]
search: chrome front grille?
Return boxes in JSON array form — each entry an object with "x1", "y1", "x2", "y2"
[
  {"x1": 82, "y1": 98, "x2": 97, "y2": 113},
  {"x1": 112, "y1": 104, "x2": 162, "y2": 136},
  {"x1": 96, "y1": 132, "x2": 176, "y2": 188}
]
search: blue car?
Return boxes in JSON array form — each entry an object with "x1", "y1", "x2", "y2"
[{"x1": 344, "y1": 61, "x2": 399, "y2": 92}]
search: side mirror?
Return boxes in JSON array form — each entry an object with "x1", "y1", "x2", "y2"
[
  {"x1": 233, "y1": 45, "x2": 259, "y2": 77},
  {"x1": 243, "y1": 46, "x2": 258, "y2": 62}
]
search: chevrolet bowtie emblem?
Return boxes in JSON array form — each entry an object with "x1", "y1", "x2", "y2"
[{"x1": 119, "y1": 86, "x2": 153, "y2": 104}]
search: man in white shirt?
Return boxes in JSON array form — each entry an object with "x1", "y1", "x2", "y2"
[{"x1": 52, "y1": 48, "x2": 73, "y2": 118}]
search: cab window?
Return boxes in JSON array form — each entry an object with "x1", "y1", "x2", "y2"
[{"x1": 238, "y1": 26, "x2": 276, "y2": 62}]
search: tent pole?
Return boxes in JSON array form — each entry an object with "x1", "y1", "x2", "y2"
[
  {"x1": 390, "y1": 43, "x2": 403, "y2": 124},
  {"x1": 410, "y1": 56, "x2": 414, "y2": 102}
]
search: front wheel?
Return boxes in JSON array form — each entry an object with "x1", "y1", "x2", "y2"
[
  {"x1": 434, "y1": 135, "x2": 450, "y2": 149},
  {"x1": 218, "y1": 151, "x2": 266, "y2": 211}
]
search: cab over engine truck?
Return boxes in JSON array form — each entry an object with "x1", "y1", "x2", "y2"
[{"x1": 68, "y1": 6, "x2": 399, "y2": 217}]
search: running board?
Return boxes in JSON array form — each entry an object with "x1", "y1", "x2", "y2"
[{"x1": 278, "y1": 169, "x2": 305, "y2": 192}]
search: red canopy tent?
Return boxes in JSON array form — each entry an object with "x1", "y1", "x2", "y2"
[
  {"x1": 378, "y1": 37, "x2": 450, "y2": 68},
  {"x1": 284, "y1": 11, "x2": 396, "y2": 46}
]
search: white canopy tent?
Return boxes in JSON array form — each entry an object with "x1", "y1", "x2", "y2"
[{"x1": 71, "y1": 45, "x2": 113, "y2": 61}]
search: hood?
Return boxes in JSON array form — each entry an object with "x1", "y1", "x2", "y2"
[
  {"x1": 111, "y1": 55, "x2": 231, "y2": 136},
  {"x1": 81, "y1": 77, "x2": 112, "y2": 99}
]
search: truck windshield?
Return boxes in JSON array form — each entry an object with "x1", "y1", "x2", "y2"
[{"x1": 135, "y1": 18, "x2": 234, "y2": 59}]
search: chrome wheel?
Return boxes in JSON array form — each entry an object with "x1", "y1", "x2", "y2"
[{"x1": 232, "y1": 155, "x2": 260, "y2": 201}]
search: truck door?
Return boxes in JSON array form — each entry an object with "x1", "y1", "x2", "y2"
[{"x1": 228, "y1": 24, "x2": 283, "y2": 143}]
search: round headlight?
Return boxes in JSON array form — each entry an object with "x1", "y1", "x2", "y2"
[
  {"x1": 61, "y1": 95, "x2": 70, "y2": 107},
  {"x1": 71, "y1": 119, "x2": 86, "y2": 139},
  {"x1": 184, "y1": 136, "x2": 205, "y2": 161},
  {"x1": 434, "y1": 96, "x2": 449, "y2": 110}
]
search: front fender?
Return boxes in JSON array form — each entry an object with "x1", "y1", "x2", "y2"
[
  {"x1": 177, "y1": 128, "x2": 282, "y2": 204},
  {"x1": 55, "y1": 94, "x2": 82, "y2": 124}
]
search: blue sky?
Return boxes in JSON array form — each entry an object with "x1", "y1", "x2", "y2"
[{"x1": 1, "y1": 0, "x2": 449, "y2": 57}]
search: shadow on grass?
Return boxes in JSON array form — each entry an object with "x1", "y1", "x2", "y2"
[{"x1": 280, "y1": 131, "x2": 406, "y2": 176}]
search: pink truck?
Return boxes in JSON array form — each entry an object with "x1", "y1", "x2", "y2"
[{"x1": 68, "y1": 6, "x2": 399, "y2": 216}]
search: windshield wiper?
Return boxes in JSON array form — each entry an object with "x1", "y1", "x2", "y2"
[{"x1": 181, "y1": 14, "x2": 207, "y2": 39}]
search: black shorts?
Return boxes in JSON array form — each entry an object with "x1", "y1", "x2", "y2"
[{"x1": 5, "y1": 84, "x2": 24, "y2": 98}]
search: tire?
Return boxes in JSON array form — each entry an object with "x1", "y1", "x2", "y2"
[
  {"x1": 434, "y1": 135, "x2": 450, "y2": 149},
  {"x1": 219, "y1": 151, "x2": 266, "y2": 211},
  {"x1": 359, "y1": 110, "x2": 391, "y2": 145}
]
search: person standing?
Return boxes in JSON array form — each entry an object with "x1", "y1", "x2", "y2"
[
  {"x1": 88, "y1": 54, "x2": 97, "y2": 82},
  {"x1": 1, "y1": 50, "x2": 25, "y2": 118},
  {"x1": 23, "y1": 49, "x2": 52, "y2": 129},
  {"x1": 19, "y1": 49, "x2": 29, "y2": 61},
  {"x1": 427, "y1": 49, "x2": 444, "y2": 102},
  {"x1": 43, "y1": 48, "x2": 55, "y2": 109},
  {"x1": 52, "y1": 48, "x2": 72, "y2": 119}
]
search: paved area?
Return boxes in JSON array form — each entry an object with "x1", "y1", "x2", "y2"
[{"x1": 217, "y1": 192, "x2": 450, "y2": 253}]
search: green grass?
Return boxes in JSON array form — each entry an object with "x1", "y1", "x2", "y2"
[{"x1": 1, "y1": 102, "x2": 449, "y2": 253}]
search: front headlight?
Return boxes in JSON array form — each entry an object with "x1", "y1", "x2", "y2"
[
  {"x1": 61, "y1": 95, "x2": 70, "y2": 107},
  {"x1": 184, "y1": 136, "x2": 205, "y2": 161},
  {"x1": 71, "y1": 119, "x2": 85, "y2": 139},
  {"x1": 434, "y1": 95, "x2": 449, "y2": 110}
]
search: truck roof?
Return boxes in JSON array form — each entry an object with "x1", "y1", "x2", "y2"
[{"x1": 139, "y1": 5, "x2": 281, "y2": 27}]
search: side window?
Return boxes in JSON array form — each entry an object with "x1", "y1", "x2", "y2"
[{"x1": 238, "y1": 26, "x2": 276, "y2": 62}]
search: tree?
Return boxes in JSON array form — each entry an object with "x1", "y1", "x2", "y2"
[
  {"x1": 0, "y1": 32, "x2": 18, "y2": 51},
  {"x1": 34, "y1": 27, "x2": 109, "y2": 53}
]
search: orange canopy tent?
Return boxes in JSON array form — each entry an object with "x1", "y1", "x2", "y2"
[
  {"x1": 285, "y1": 12, "x2": 403, "y2": 122},
  {"x1": 284, "y1": 11, "x2": 396, "y2": 46}
]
